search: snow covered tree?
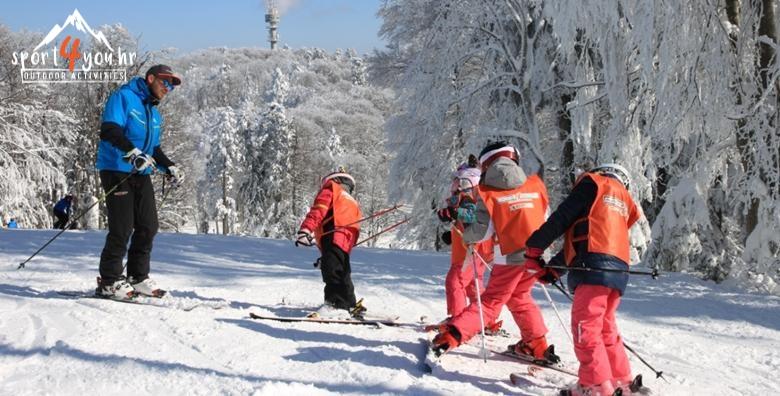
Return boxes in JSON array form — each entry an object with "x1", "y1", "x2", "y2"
[
  {"x1": 0, "y1": 27, "x2": 78, "y2": 228},
  {"x1": 377, "y1": 0, "x2": 779, "y2": 293},
  {"x1": 240, "y1": 69, "x2": 296, "y2": 236},
  {"x1": 377, "y1": 0, "x2": 566, "y2": 248},
  {"x1": 202, "y1": 107, "x2": 242, "y2": 234}
]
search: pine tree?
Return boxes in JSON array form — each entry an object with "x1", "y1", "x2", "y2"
[
  {"x1": 240, "y1": 69, "x2": 296, "y2": 237},
  {"x1": 201, "y1": 107, "x2": 242, "y2": 234}
]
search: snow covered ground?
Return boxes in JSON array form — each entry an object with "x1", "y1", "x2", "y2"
[{"x1": 1, "y1": 229, "x2": 778, "y2": 395}]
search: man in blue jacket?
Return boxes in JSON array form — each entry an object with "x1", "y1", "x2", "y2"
[
  {"x1": 95, "y1": 64, "x2": 183, "y2": 300},
  {"x1": 7, "y1": 218, "x2": 18, "y2": 228},
  {"x1": 53, "y1": 194, "x2": 74, "y2": 229}
]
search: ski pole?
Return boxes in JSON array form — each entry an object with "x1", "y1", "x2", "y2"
[
  {"x1": 471, "y1": 247, "x2": 489, "y2": 362},
  {"x1": 319, "y1": 203, "x2": 406, "y2": 238},
  {"x1": 17, "y1": 171, "x2": 134, "y2": 270},
  {"x1": 450, "y1": 225, "x2": 493, "y2": 272},
  {"x1": 539, "y1": 283, "x2": 573, "y2": 345},
  {"x1": 450, "y1": 225, "x2": 490, "y2": 361},
  {"x1": 158, "y1": 173, "x2": 180, "y2": 209},
  {"x1": 465, "y1": 239, "x2": 574, "y2": 351},
  {"x1": 550, "y1": 282, "x2": 668, "y2": 381},
  {"x1": 355, "y1": 217, "x2": 410, "y2": 246},
  {"x1": 545, "y1": 264, "x2": 660, "y2": 279},
  {"x1": 159, "y1": 176, "x2": 170, "y2": 208}
]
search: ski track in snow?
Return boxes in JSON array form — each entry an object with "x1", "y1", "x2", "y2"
[{"x1": 0, "y1": 229, "x2": 778, "y2": 395}]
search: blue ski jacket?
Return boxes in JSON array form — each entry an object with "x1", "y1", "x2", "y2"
[
  {"x1": 54, "y1": 197, "x2": 72, "y2": 214},
  {"x1": 96, "y1": 77, "x2": 163, "y2": 175}
]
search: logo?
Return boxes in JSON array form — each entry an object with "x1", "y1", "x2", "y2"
[
  {"x1": 496, "y1": 192, "x2": 540, "y2": 212},
  {"x1": 602, "y1": 194, "x2": 629, "y2": 217},
  {"x1": 496, "y1": 192, "x2": 540, "y2": 204},
  {"x1": 11, "y1": 9, "x2": 136, "y2": 83}
]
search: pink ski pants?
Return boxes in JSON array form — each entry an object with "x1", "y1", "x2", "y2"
[
  {"x1": 571, "y1": 284, "x2": 632, "y2": 386},
  {"x1": 445, "y1": 255, "x2": 486, "y2": 316},
  {"x1": 450, "y1": 264, "x2": 547, "y2": 343}
]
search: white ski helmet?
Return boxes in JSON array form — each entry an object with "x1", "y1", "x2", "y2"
[
  {"x1": 592, "y1": 163, "x2": 631, "y2": 188},
  {"x1": 451, "y1": 165, "x2": 481, "y2": 192},
  {"x1": 322, "y1": 166, "x2": 355, "y2": 193}
]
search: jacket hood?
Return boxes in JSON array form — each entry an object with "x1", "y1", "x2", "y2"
[
  {"x1": 125, "y1": 76, "x2": 155, "y2": 104},
  {"x1": 482, "y1": 156, "x2": 526, "y2": 189}
]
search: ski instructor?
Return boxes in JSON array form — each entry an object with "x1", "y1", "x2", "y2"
[{"x1": 94, "y1": 64, "x2": 183, "y2": 300}]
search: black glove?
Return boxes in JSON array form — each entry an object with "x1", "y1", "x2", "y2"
[
  {"x1": 539, "y1": 251, "x2": 568, "y2": 284},
  {"x1": 295, "y1": 229, "x2": 314, "y2": 247},
  {"x1": 437, "y1": 207, "x2": 457, "y2": 222},
  {"x1": 441, "y1": 231, "x2": 452, "y2": 246},
  {"x1": 538, "y1": 268, "x2": 562, "y2": 284}
]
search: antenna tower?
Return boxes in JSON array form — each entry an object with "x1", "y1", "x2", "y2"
[{"x1": 265, "y1": 0, "x2": 279, "y2": 50}]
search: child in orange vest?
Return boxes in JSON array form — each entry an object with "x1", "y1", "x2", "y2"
[
  {"x1": 296, "y1": 168, "x2": 363, "y2": 314},
  {"x1": 524, "y1": 163, "x2": 641, "y2": 396},
  {"x1": 437, "y1": 158, "x2": 494, "y2": 318},
  {"x1": 432, "y1": 142, "x2": 558, "y2": 363}
]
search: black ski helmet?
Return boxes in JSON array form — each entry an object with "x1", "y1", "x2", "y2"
[{"x1": 478, "y1": 141, "x2": 520, "y2": 170}]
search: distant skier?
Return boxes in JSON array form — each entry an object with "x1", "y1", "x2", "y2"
[
  {"x1": 7, "y1": 218, "x2": 18, "y2": 228},
  {"x1": 295, "y1": 167, "x2": 364, "y2": 316},
  {"x1": 432, "y1": 141, "x2": 558, "y2": 363},
  {"x1": 94, "y1": 65, "x2": 183, "y2": 300},
  {"x1": 53, "y1": 194, "x2": 74, "y2": 229},
  {"x1": 436, "y1": 157, "x2": 495, "y2": 321},
  {"x1": 524, "y1": 163, "x2": 642, "y2": 396}
]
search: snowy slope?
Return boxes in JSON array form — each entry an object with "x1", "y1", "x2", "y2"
[{"x1": 1, "y1": 229, "x2": 778, "y2": 395}]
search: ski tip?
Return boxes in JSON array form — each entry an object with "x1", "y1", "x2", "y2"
[{"x1": 509, "y1": 372, "x2": 522, "y2": 385}]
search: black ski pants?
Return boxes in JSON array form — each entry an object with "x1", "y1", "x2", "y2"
[
  {"x1": 320, "y1": 245, "x2": 356, "y2": 309},
  {"x1": 53, "y1": 210, "x2": 69, "y2": 229},
  {"x1": 98, "y1": 171, "x2": 158, "y2": 283}
]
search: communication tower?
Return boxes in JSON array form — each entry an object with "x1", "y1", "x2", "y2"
[{"x1": 265, "y1": 0, "x2": 279, "y2": 50}]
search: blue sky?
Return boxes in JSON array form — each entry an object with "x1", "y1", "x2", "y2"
[{"x1": 1, "y1": 0, "x2": 387, "y2": 54}]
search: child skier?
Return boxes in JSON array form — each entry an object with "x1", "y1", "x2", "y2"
[
  {"x1": 437, "y1": 158, "x2": 496, "y2": 322},
  {"x1": 524, "y1": 163, "x2": 642, "y2": 396},
  {"x1": 295, "y1": 167, "x2": 364, "y2": 316},
  {"x1": 432, "y1": 141, "x2": 558, "y2": 363}
]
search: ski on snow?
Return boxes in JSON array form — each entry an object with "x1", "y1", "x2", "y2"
[
  {"x1": 496, "y1": 348, "x2": 578, "y2": 378},
  {"x1": 248, "y1": 312, "x2": 403, "y2": 327},
  {"x1": 57, "y1": 290, "x2": 228, "y2": 311}
]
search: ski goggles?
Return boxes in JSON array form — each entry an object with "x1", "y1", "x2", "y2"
[{"x1": 161, "y1": 79, "x2": 175, "y2": 91}]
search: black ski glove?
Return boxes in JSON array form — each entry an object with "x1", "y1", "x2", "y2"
[{"x1": 441, "y1": 231, "x2": 452, "y2": 246}]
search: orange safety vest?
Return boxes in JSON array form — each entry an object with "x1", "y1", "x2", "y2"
[
  {"x1": 564, "y1": 173, "x2": 640, "y2": 265},
  {"x1": 315, "y1": 182, "x2": 362, "y2": 245},
  {"x1": 478, "y1": 174, "x2": 549, "y2": 256},
  {"x1": 449, "y1": 223, "x2": 494, "y2": 264},
  {"x1": 451, "y1": 223, "x2": 468, "y2": 263}
]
